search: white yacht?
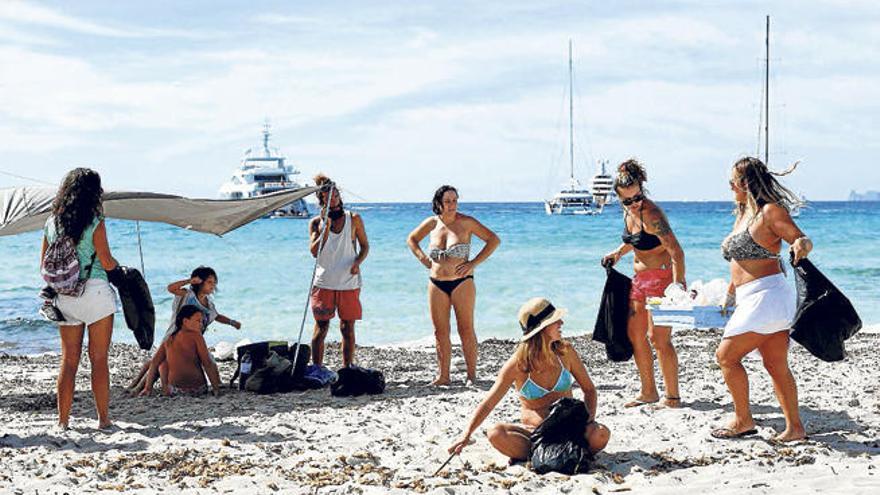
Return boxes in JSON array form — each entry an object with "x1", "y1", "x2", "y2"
[
  {"x1": 590, "y1": 160, "x2": 615, "y2": 212},
  {"x1": 219, "y1": 123, "x2": 310, "y2": 218},
  {"x1": 545, "y1": 41, "x2": 596, "y2": 216}
]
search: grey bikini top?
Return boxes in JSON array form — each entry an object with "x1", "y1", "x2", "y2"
[
  {"x1": 428, "y1": 243, "x2": 470, "y2": 261},
  {"x1": 721, "y1": 214, "x2": 779, "y2": 262}
]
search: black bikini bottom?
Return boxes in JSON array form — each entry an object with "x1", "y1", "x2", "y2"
[{"x1": 430, "y1": 275, "x2": 474, "y2": 297}]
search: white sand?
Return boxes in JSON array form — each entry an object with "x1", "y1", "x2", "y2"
[{"x1": 1, "y1": 329, "x2": 879, "y2": 494}]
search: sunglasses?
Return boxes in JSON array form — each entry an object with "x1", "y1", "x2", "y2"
[
  {"x1": 729, "y1": 179, "x2": 743, "y2": 190},
  {"x1": 620, "y1": 192, "x2": 645, "y2": 206}
]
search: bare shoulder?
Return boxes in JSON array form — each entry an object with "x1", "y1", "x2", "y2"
[
  {"x1": 762, "y1": 202, "x2": 790, "y2": 220},
  {"x1": 309, "y1": 216, "x2": 322, "y2": 229},
  {"x1": 643, "y1": 203, "x2": 673, "y2": 235}
]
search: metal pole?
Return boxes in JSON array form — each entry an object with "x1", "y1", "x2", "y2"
[
  {"x1": 765, "y1": 15, "x2": 770, "y2": 165},
  {"x1": 569, "y1": 39, "x2": 574, "y2": 181},
  {"x1": 291, "y1": 184, "x2": 335, "y2": 370},
  {"x1": 135, "y1": 220, "x2": 146, "y2": 277}
]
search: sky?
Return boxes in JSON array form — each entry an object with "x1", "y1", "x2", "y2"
[{"x1": 0, "y1": 0, "x2": 877, "y2": 202}]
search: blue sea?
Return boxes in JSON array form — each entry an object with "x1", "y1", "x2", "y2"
[{"x1": 1, "y1": 202, "x2": 878, "y2": 355}]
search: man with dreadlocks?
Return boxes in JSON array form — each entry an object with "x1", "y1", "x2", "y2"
[
  {"x1": 308, "y1": 173, "x2": 370, "y2": 378},
  {"x1": 713, "y1": 157, "x2": 811, "y2": 442}
]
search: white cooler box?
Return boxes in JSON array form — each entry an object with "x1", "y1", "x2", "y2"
[{"x1": 647, "y1": 304, "x2": 731, "y2": 330}]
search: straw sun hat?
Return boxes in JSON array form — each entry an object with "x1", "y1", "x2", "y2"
[{"x1": 518, "y1": 297, "x2": 567, "y2": 342}]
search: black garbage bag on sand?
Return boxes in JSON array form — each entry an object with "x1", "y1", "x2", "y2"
[
  {"x1": 592, "y1": 264, "x2": 633, "y2": 362},
  {"x1": 233, "y1": 341, "x2": 310, "y2": 391},
  {"x1": 107, "y1": 266, "x2": 155, "y2": 350},
  {"x1": 330, "y1": 365, "x2": 385, "y2": 397},
  {"x1": 791, "y1": 256, "x2": 862, "y2": 362},
  {"x1": 529, "y1": 397, "x2": 593, "y2": 475}
]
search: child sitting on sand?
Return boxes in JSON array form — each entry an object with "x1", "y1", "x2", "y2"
[
  {"x1": 129, "y1": 266, "x2": 240, "y2": 394},
  {"x1": 140, "y1": 305, "x2": 221, "y2": 396}
]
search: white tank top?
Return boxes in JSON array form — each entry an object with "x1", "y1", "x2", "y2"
[{"x1": 314, "y1": 211, "x2": 362, "y2": 290}]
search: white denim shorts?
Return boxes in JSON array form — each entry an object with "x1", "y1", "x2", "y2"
[{"x1": 55, "y1": 278, "x2": 118, "y2": 326}]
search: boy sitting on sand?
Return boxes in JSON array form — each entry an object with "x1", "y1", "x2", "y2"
[{"x1": 140, "y1": 305, "x2": 221, "y2": 396}]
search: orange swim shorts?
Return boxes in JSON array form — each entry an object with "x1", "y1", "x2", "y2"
[{"x1": 310, "y1": 287, "x2": 362, "y2": 321}]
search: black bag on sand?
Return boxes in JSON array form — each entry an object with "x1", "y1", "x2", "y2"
[
  {"x1": 790, "y1": 256, "x2": 862, "y2": 362},
  {"x1": 530, "y1": 397, "x2": 593, "y2": 475},
  {"x1": 592, "y1": 264, "x2": 633, "y2": 362},
  {"x1": 245, "y1": 350, "x2": 296, "y2": 394},
  {"x1": 330, "y1": 366, "x2": 385, "y2": 397},
  {"x1": 232, "y1": 341, "x2": 309, "y2": 390},
  {"x1": 108, "y1": 266, "x2": 155, "y2": 350}
]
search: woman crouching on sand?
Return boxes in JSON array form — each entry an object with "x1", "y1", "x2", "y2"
[
  {"x1": 407, "y1": 185, "x2": 500, "y2": 386},
  {"x1": 448, "y1": 298, "x2": 610, "y2": 461},
  {"x1": 713, "y1": 157, "x2": 810, "y2": 442},
  {"x1": 601, "y1": 159, "x2": 685, "y2": 408},
  {"x1": 129, "y1": 266, "x2": 240, "y2": 393}
]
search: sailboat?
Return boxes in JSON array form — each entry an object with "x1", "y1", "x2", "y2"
[
  {"x1": 545, "y1": 40, "x2": 596, "y2": 216},
  {"x1": 757, "y1": 16, "x2": 805, "y2": 217}
]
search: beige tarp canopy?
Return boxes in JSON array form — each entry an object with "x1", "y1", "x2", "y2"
[{"x1": 0, "y1": 186, "x2": 319, "y2": 237}]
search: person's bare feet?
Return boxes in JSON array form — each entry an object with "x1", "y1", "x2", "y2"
[
  {"x1": 657, "y1": 396, "x2": 682, "y2": 409},
  {"x1": 771, "y1": 425, "x2": 807, "y2": 443},
  {"x1": 430, "y1": 377, "x2": 451, "y2": 387},
  {"x1": 98, "y1": 419, "x2": 114, "y2": 431},
  {"x1": 464, "y1": 376, "x2": 477, "y2": 388},
  {"x1": 710, "y1": 418, "x2": 757, "y2": 439},
  {"x1": 624, "y1": 393, "x2": 659, "y2": 408}
]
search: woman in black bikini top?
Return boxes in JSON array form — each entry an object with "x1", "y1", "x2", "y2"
[
  {"x1": 600, "y1": 159, "x2": 686, "y2": 410},
  {"x1": 407, "y1": 185, "x2": 500, "y2": 387}
]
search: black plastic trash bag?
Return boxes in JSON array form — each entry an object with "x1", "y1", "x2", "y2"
[
  {"x1": 592, "y1": 264, "x2": 633, "y2": 362},
  {"x1": 529, "y1": 397, "x2": 593, "y2": 475},
  {"x1": 231, "y1": 341, "x2": 308, "y2": 390},
  {"x1": 108, "y1": 266, "x2": 155, "y2": 350},
  {"x1": 791, "y1": 256, "x2": 862, "y2": 362},
  {"x1": 330, "y1": 366, "x2": 385, "y2": 397}
]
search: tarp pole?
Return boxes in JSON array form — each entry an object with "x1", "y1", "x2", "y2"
[
  {"x1": 135, "y1": 220, "x2": 146, "y2": 277},
  {"x1": 291, "y1": 184, "x2": 335, "y2": 369}
]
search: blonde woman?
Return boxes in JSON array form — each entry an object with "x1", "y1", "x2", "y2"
[
  {"x1": 448, "y1": 298, "x2": 610, "y2": 460},
  {"x1": 714, "y1": 157, "x2": 810, "y2": 442}
]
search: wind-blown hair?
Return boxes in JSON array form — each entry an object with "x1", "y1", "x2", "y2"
[
  {"x1": 432, "y1": 185, "x2": 458, "y2": 215},
  {"x1": 514, "y1": 329, "x2": 570, "y2": 373},
  {"x1": 731, "y1": 156, "x2": 802, "y2": 217},
  {"x1": 613, "y1": 159, "x2": 648, "y2": 193},
  {"x1": 52, "y1": 168, "x2": 104, "y2": 243},
  {"x1": 171, "y1": 305, "x2": 203, "y2": 338}
]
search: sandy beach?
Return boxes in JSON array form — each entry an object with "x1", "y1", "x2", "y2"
[{"x1": 1, "y1": 329, "x2": 878, "y2": 494}]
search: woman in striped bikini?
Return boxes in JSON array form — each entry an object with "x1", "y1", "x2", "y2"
[{"x1": 407, "y1": 185, "x2": 500, "y2": 386}]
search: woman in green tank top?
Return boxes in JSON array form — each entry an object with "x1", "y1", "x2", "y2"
[{"x1": 40, "y1": 168, "x2": 119, "y2": 431}]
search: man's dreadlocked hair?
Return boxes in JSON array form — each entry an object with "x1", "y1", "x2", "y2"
[{"x1": 731, "y1": 157, "x2": 803, "y2": 218}]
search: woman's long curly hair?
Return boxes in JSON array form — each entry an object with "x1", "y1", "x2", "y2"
[
  {"x1": 731, "y1": 157, "x2": 802, "y2": 218},
  {"x1": 52, "y1": 168, "x2": 104, "y2": 243},
  {"x1": 613, "y1": 159, "x2": 648, "y2": 194}
]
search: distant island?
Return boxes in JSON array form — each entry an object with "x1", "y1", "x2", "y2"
[{"x1": 849, "y1": 190, "x2": 880, "y2": 201}]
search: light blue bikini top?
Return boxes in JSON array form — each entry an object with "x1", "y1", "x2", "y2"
[{"x1": 518, "y1": 355, "x2": 574, "y2": 400}]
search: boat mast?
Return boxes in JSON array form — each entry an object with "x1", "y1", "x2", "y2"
[
  {"x1": 764, "y1": 15, "x2": 770, "y2": 166},
  {"x1": 568, "y1": 39, "x2": 575, "y2": 183}
]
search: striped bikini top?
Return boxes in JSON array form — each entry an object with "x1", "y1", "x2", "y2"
[
  {"x1": 518, "y1": 355, "x2": 574, "y2": 400},
  {"x1": 721, "y1": 214, "x2": 779, "y2": 261},
  {"x1": 428, "y1": 243, "x2": 470, "y2": 261}
]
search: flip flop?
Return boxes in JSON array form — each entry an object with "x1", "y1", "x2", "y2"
[
  {"x1": 624, "y1": 398, "x2": 659, "y2": 408},
  {"x1": 710, "y1": 427, "x2": 758, "y2": 439}
]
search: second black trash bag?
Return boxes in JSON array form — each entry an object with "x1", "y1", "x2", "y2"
[
  {"x1": 592, "y1": 264, "x2": 633, "y2": 362},
  {"x1": 529, "y1": 397, "x2": 592, "y2": 475},
  {"x1": 330, "y1": 366, "x2": 385, "y2": 397},
  {"x1": 791, "y1": 256, "x2": 862, "y2": 362}
]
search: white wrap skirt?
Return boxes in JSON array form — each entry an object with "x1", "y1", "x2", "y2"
[{"x1": 724, "y1": 273, "x2": 795, "y2": 339}]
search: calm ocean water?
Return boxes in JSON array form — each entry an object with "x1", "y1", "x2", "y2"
[{"x1": 1, "y1": 201, "x2": 877, "y2": 355}]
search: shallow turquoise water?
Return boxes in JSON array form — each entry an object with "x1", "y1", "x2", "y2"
[{"x1": 1, "y1": 201, "x2": 877, "y2": 354}]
